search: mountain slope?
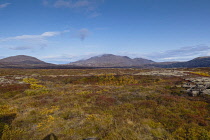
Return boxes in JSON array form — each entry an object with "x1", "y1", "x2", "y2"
[
  {"x1": 185, "y1": 56, "x2": 210, "y2": 67},
  {"x1": 148, "y1": 56, "x2": 210, "y2": 68},
  {"x1": 70, "y1": 54, "x2": 154, "y2": 67},
  {"x1": 0, "y1": 55, "x2": 48, "y2": 65},
  {"x1": 0, "y1": 55, "x2": 55, "y2": 68}
]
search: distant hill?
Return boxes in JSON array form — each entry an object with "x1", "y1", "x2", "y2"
[
  {"x1": 0, "y1": 55, "x2": 92, "y2": 69},
  {"x1": 1, "y1": 54, "x2": 210, "y2": 69},
  {"x1": 148, "y1": 56, "x2": 210, "y2": 68},
  {"x1": 0, "y1": 55, "x2": 48, "y2": 65},
  {"x1": 0, "y1": 55, "x2": 56, "y2": 68},
  {"x1": 70, "y1": 54, "x2": 155, "y2": 67},
  {"x1": 185, "y1": 56, "x2": 210, "y2": 67}
]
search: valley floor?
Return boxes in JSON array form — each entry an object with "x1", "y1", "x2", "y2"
[{"x1": 0, "y1": 68, "x2": 210, "y2": 140}]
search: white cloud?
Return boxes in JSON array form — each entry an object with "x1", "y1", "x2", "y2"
[
  {"x1": 9, "y1": 46, "x2": 33, "y2": 50},
  {"x1": 43, "y1": 0, "x2": 104, "y2": 18},
  {"x1": 53, "y1": 0, "x2": 100, "y2": 9},
  {"x1": 0, "y1": 3, "x2": 10, "y2": 8},
  {"x1": 149, "y1": 45, "x2": 210, "y2": 61},
  {"x1": 41, "y1": 32, "x2": 60, "y2": 37},
  {"x1": 0, "y1": 31, "x2": 65, "y2": 51},
  {"x1": 0, "y1": 31, "x2": 60, "y2": 42},
  {"x1": 118, "y1": 45, "x2": 210, "y2": 62},
  {"x1": 40, "y1": 44, "x2": 210, "y2": 64},
  {"x1": 54, "y1": 0, "x2": 90, "y2": 8}
]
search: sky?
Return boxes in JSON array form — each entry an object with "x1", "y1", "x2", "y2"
[{"x1": 1, "y1": 0, "x2": 210, "y2": 64}]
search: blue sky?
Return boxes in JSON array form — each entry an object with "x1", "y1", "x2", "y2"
[{"x1": 1, "y1": 0, "x2": 210, "y2": 64}]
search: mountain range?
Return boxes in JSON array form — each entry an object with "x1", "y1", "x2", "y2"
[
  {"x1": 0, "y1": 54, "x2": 210, "y2": 68},
  {"x1": 70, "y1": 54, "x2": 154, "y2": 67}
]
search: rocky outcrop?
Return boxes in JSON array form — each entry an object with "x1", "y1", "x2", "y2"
[
  {"x1": 183, "y1": 77, "x2": 210, "y2": 96},
  {"x1": 136, "y1": 69, "x2": 189, "y2": 77}
]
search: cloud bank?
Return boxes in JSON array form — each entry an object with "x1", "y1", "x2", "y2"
[
  {"x1": 0, "y1": 31, "x2": 62, "y2": 51},
  {"x1": 118, "y1": 45, "x2": 210, "y2": 62},
  {"x1": 148, "y1": 45, "x2": 210, "y2": 61},
  {"x1": 39, "y1": 45, "x2": 210, "y2": 64},
  {"x1": 0, "y1": 31, "x2": 60, "y2": 42},
  {"x1": 0, "y1": 28, "x2": 91, "y2": 53}
]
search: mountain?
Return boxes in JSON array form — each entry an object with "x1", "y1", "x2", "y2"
[
  {"x1": 70, "y1": 54, "x2": 154, "y2": 67},
  {"x1": 0, "y1": 55, "x2": 55, "y2": 68},
  {"x1": 185, "y1": 56, "x2": 210, "y2": 67},
  {"x1": 1, "y1": 54, "x2": 210, "y2": 69},
  {"x1": 0, "y1": 55, "x2": 48, "y2": 65},
  {"x1": 148, "y1": 56, "x2": 210, "y2": 68},
  {"x1": 0, "y1": 55, "x2": 93, "y2": 69}
]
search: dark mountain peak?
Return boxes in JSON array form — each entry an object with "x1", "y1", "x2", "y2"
[
  {"x1": 133, "y1": 58, "x2": 145, "y2": 60},
  {"x1": 97, "y1": 54, "x2": 131, "y2": 59},
  {"x1": 122, "y1": 56, "x2": 130, "y2": 59},
  {"x1": 192, "y1": 56, "x2": 210, "y2": 60},
  {"x1": 101, "y1": 54, "x2": 116, "y2": 57}
]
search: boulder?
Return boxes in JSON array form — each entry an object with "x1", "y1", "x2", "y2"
[
  {"x1": 202, "y1": 89, "x2": 210, "y2": 95},
  {"x1": 191, "y1": 90, "x2": 200, "y2": 96}
]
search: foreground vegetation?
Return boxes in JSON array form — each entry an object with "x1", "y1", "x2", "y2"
[{"x1": 0, "y1": 68, "x2": 210, "y2": 140}]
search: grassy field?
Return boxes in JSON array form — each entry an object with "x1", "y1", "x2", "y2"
[{"x1": 0, "y1": 68, "x2": 210, "y2": 140}]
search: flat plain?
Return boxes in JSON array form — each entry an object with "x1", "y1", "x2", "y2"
[{"x1": 0, "y1": 68, "x2": 210, "y2": 140}]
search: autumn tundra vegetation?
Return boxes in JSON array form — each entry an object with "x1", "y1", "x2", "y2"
[{"x1": 0, "y1": 68, "x2": 210, "y2": 140}]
